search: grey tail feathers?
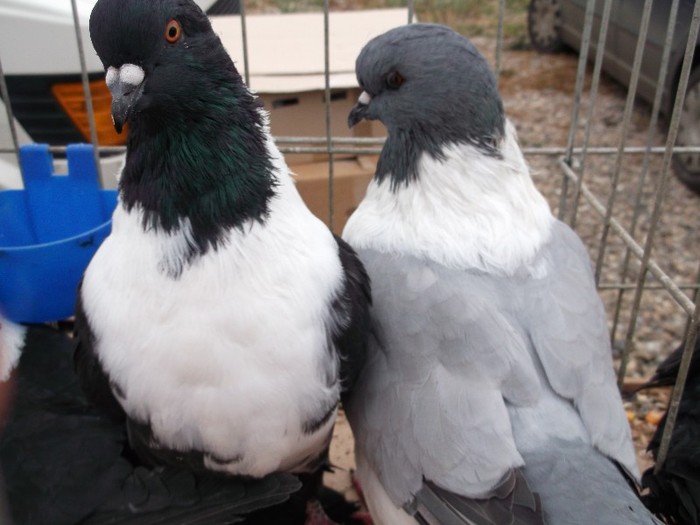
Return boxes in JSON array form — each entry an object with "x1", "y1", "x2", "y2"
[{"x1": 407, "y1": 469, "x2": 544, "y2": 525}]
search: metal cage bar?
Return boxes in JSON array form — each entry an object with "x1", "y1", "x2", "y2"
[
  {"x1": 559, "y1": 0, "x2": 596, "y2": 220},
  {"x1": 558, "y1": 158, "x2": 696, "y2": 318},
  {"x1": 323, "y1": 0, "x2": 335, "y2": 230},
  {"x1": 240, "y1": 0, "x2": 251, "y2": 86},
  {"x1": 567, "y1": 0, "x2": 614, "y2": 229},
  {"x1": 0, "y1": 55, "x2": 20, "y2": 166},
  {"x1": 610, "y1": 0, "x2": 682, "y2": 345},
  {"x1": 4, "y1": 143, "x2": 700, "y2": 156},
  {"x1": 70, "y1": 0, "x2": 102, "y2": 182},
  {"x1": 495, "y1": 0, "x2": 506, "y2": 80},
  {"x1": 592, "y1": 0, "x2": 653, "y2": 286}
]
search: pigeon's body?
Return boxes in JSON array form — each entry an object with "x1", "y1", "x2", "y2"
[
  {"x1": 343, "y1": 23, "x2": 657, "y2": 525},
  {"x1": 76, "y1": 0, "x2": 370, "y2": 517},
  {"x1": 80, "y1": 141, "x2": 345, "y2": 477}
]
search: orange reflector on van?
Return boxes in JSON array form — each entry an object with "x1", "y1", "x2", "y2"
[{"x1": 52, "y1": 79, "x2": 127, "y2": 145}]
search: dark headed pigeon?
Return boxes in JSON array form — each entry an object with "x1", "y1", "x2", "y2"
[
  {"x1": 343, "y1": 23, "x2": 659, "y2": 525},
  {"x1": 74, "y1": 0, "x2": 371, "y2": 522}
]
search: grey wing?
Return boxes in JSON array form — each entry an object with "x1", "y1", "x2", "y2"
[
  {"x1": 347, "y1": 223, "x2": 636, "y2": 520},
  {"x1": 345, "y1": 248, "x2": 544, "y2": 507},
  {"x1": 527, "y1": 220, "x2": 637, "y2": 477}
]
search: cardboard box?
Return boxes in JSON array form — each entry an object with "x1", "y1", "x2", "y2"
[
  {"x1": 212, "y1": 9, "x2": 402, "y2": 163},
  {"x1": 212, "y1": 9, "x2": 410, "y2": 94},
  {"x1": 258, "y1": 87, "x2": 377, "y2": 165},
  {"x1": 292, "y1": 155, "x2": 377, "y2": 234}
]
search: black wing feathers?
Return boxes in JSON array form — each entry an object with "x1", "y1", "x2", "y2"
[
  {"x1": 0, "y1": 326, "x2": 304, "y2": 525},
  {"x1": 0, "y1": 325, "x2": 129, "y2": 525},
  {"x1": 643, "y1": 339, "x2": 700, "y2": 390},
  {"x1": 331, "y1": 235, "x2": 371, "y2": 401},
  {"x1": 639, "y1": 339, "x2": 700, "y2": 525},
  {"x1": 83, "y1": 467, "x2": 301, "y2": 525},
  {"x1": 74, "y1": 284, "x2": 128, "y2": 422}
]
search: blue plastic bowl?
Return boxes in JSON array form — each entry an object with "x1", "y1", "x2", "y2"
[{"x1": 0, "y1": 144, "x2": 118, "y2": 323}]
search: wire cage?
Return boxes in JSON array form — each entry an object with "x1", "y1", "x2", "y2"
[{"x1": 0, "y1": 0, "x2": 698, "y2": 482}]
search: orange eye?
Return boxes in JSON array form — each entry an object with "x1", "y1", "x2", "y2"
[{"x1": 165, "y1": 19, "x2": 182, "y2": 43}]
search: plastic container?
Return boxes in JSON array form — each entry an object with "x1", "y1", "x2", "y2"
[{"x1": 0, "y1": 144, "x2": 117, "y2": 323}]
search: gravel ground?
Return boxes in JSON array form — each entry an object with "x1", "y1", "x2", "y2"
[{"x1": 325, "y1": 39, "x2": 700, "y2": 503}]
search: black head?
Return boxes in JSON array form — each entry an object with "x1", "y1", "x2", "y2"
[
  {"x1": 348, "y1": 23, "x2": 505, "y2": 187},
  {"x1": 90, "y1": 0, "x2": 236, "y2": 132},
  {"x1": 89, "y1": 0, "x2": 276, "y2": 265}
]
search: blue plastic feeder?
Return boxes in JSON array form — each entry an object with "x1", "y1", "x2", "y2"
[{"x1": 0, "y1": 144, "x2": 118, "y2": 323}]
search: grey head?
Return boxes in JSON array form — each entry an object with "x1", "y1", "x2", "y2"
[{"x1": 348, "y1": 23, "x2": 505, "y2": 189}]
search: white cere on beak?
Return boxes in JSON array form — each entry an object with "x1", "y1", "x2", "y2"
[
  {"x1": 105, "y1": 66, "x2": 118, "y2": 89},
  {"x1": 106, "y1": 64, "x2": 146, "y2": 90},
  {"x1": 120, "y1": 64, "x2": 145, "y2": 87},
  {"x1": 358, "y1": 91, "x2": 372, "y2": 105}
]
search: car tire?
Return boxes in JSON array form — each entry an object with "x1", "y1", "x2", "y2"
[
  {"x1": 673, "y1": 66, "x2": 700, "y2": 195},
  {"x1": 528, "y1": 0, "x2": 564, "y2": 53}
]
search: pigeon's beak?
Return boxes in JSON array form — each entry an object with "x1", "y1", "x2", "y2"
[
  {"x1": 106, "y1": 64, "x2": 145, "y2": 134},
  {"x1": 348, "y1": 91, "x2": 372, "y2": 128}
]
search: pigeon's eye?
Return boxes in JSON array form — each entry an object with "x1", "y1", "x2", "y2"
[
  {"x1": 165, "y1": 19, "x2": 182, "y2": 43},
  {"x1": 386, "y1": 71, "x2": 404, "y2": 90}
]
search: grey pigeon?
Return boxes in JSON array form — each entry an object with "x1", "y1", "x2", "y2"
[
  {"x1": 74, "y1": 0, "x2": 371, "y2": 522},
  {"x1": 343, "y1": 23, "x2": 659, "y2": 525}
]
